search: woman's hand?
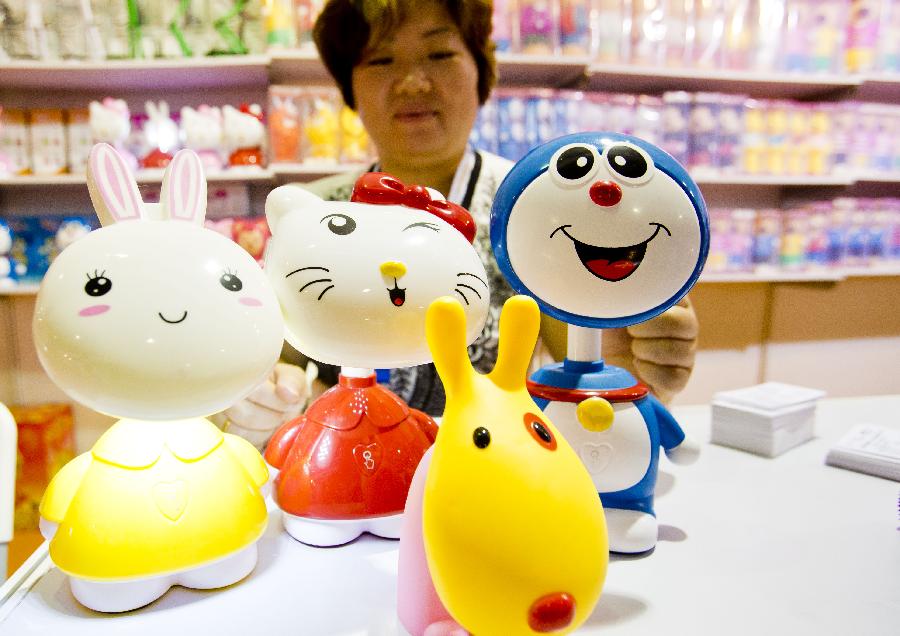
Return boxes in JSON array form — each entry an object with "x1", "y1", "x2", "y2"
[
  {"x1": 602, "y1": 297, "x2": 698, "y2": 405},
  {"x1": 210, "y1": 362, "x2": 315, "y2": 450}
]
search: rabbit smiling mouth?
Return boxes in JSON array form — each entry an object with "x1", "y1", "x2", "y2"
[
  {"x1": 159, "y1": 310, "x2": 188, "y2": 324},
  {"x1": 551, "y1": 223, "x2": 670, "y2": 282},
  {"x1": 387, "y1": 280, "x2": 406, "y2": 307}
]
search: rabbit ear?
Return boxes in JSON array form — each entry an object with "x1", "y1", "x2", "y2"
[
  {"x1": 265, "y1": 185, "x2": 322, "y2": 234},
  {"x1": 160, "y1": 149, "x2": 207, "y2": 224},
  {"x1": 87, "y1": 143, "x2": 144, "y2": 226},
  {"x1": 426, "y1": 297, "x2": 474, "y2": 400},
  {"x1": 488, "y1": 295, "x2": 540, "y2": 391}
]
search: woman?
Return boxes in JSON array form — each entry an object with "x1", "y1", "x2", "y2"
[{"x1": 221, "y1": 0, "x2": 699, "y2": 440}]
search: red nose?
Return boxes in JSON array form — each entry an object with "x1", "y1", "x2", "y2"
[
  {"x1": 528, "y1": 592, "x2": 576, "y2": 633},
  {"x1": 589, "y1": 180, "x2": 622, "y2": 206}
]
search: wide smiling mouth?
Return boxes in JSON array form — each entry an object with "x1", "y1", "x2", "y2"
[
  {"x1": 550, "y1": 223, "x2": 671, "y2": 282},
  {"x1": 159, "y1": 310, "x2": 188, "y2": 324},
  {"x1": 387, "y1": 279, "x2": 406, "y2": 307}
]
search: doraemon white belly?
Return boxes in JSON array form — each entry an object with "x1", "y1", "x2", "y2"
[{"x1": 544, "y1": 400, "x2": 650, "y2": 492}]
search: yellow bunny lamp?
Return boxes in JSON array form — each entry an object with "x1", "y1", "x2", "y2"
[
  {"x1": 398, "y1": 296, "x2": 608, "y2": 635},
  {"x1": 32, "y1": 144, "x2": 284, "y2": 612}
]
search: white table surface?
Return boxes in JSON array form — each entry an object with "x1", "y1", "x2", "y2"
[{"x1": 1, "y1": 395, "x2": 898, "y2": 636}]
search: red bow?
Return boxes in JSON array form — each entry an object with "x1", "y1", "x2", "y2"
[{"x1": 350, "y1": 172, "x2": 476, "y2": 244}]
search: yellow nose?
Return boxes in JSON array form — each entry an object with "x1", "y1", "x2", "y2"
[{"x1": 380, "y1": 261, "x2": 407, "y2": 279}]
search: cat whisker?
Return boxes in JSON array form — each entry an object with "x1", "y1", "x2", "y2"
[
  {"x1": 287, "y1": 265, "x2": 330, "y2": 278},
  {"x1": 453, "y1": 288, "x2": 470, "y2": 306},
  {"x1": 317, "y1": 285, "x2": 335, "y2": 301},
  {"x1": 457, "y1": 272, "x2": 488, "y2": 288},
  {"x1": 455, "y1": 283, "x2": 482, "y2": 300},
  {"x1": 298, "y1": 278, "x2": 333, "y2": 294}
]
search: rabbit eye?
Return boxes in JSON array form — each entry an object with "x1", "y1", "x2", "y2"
[
  {"x1": 472, "y1": 426, "x2": 491, "y2": 449},
  {"x1": 84, "y1": 271, "x2": 112, "y2": 297},
  {"x1": 524, "y1": 413, "x2": 557, "y2": 451},
  {"x1": 220, "y1": 271, "x2": 243, "y2": 292}
]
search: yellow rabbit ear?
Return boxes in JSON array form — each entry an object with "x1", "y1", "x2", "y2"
[
  {"x1": 489, "y1": 295, "x2": 540, "y2": 391},
  {"x1": 426, "y1": 296, "x2": 474, "y2": 399}
]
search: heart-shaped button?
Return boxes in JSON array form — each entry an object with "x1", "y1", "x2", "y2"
[
  {"x1": 580, "y1": 443, "x2": 614, "y2": 474},
  {"x1": 152, "y1": 480, "x2": 189, "y2": 521}
]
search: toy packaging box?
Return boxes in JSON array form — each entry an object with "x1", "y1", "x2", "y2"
[{"x1": 9, "y1": 404, "x2": 76, "y2": 531}]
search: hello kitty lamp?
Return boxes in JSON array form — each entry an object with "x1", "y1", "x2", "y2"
[
  {"x1": 491, "y1": 132, "x2": 709, "y2": 554},
  {"x1": 262, "y1": 173, "x2": 489, "y2": 547},
  {"x1": 32, "y1": 144, "x2": 284, "y2": 612},
  {"x1": 397, "y1": 295, "x2": 608, "y2": 636}
]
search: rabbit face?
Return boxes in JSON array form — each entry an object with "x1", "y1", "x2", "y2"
[
  {"x1": 265, "y1": 183, "x2": 489, "y2": 369},
  {"x1": 492, "y1": 132, "x2": 709, "y2": 329},
  {"x1": 223, "y1": 105, "x2": 264, "y2": 149},
  {"x1": 423, "y1": 296, "x2": 607, "y2": 635},
  {"x1": 33, "y1": 145, "x2": 283, "y2": 420}
]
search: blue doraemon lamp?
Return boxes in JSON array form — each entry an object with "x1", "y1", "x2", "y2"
[{"x1": 491, "y1": 133, "x2": 709, "y2": 554}]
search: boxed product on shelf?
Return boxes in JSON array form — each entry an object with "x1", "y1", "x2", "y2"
[
  {"x1": 594, "y1": 0, "x2": 630, "y2": 63},
  {"x1": 516, "y1": 0, "x2": 559, "y2": 55},
  {"x1": 845, "y1": 0, "x2": 880, "y2": 73},
  {"x1": 559, "y1": 0, "x2": 592, "y2": 56},
  {"x1": 0, "y1": 108, "x2": 31, "y2": 176},
  {"x1": 65, "y1": 109, "x2": 92, "y2": 175},
  {"x1": 751, "y1": 208, "x2": 783, "y2": 269},
  {"x1": 662, "y1": 91, "x2": 691, "y2": 166},
  {"x1": 299, "y1": 87, "x2": 341, "y2": 165},
  {"x1": 294, "y1": 0, "x2": 326, "y2": 50},
  {"x1": 9, "y1": 403, "x2": 76, "y2": 531},
  {"x1": 339, "y1": 106, "x2": 372, "y2": 164},
  {"x1": 492, "y1": 0, "x2": 515, "y2": 52},
  {"x1": 877, "y1": 0, "x2": 900, "y2": 72},
  {"x1": 28, "y1": 109, "x2": 67, "y2": 176},
  {"x1": 264, "y1": 0, "x2": 299, "y2": 49},
  {"x1": 687, "y1": 0, "x2": 726, "y2": 69},
  {"x1": 688, "y1": 93, "x2": 719, "y2": 170},
  {"x1": 631, "y1": 0, "x2": 669, "y2": 67}
]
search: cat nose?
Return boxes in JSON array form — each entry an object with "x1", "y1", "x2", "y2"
[{"x1": 380, "y1": 261, "x2": 407, "y2": 279}]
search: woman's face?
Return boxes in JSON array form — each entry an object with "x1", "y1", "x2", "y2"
[{"x1": 351, "y1": 1, "x2": 480, "y2": 170}]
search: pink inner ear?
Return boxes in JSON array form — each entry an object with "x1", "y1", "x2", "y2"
[
  {"x1": 167, "y1": 153, "x2": 201, "y2": 222},
  {"x1": 93, "y1": 147, "x2": 140, "y2": 221}
]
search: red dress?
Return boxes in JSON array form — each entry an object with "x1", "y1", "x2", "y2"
[{"x1": 264, "y1": 374, "x2": 438, "y2": 520}]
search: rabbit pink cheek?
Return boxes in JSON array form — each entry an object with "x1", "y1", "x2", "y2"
[
  {"x1": 79, "y1": 304, "x2": 111, "y2": 317},
  {"x1": 239, "y1": 297, "x2": 263, "y2": 307}
]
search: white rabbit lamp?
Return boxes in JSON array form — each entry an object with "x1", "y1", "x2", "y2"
[
  {"x1": 397, "y1": 295, "x2": 608, "y2": 635},
  {"x1": 491, "y1": 133, "x2": 708, "y2": 554},
  {"x1": 263, "y1": 172, "x2": 489, "y2": 547},
  {"x1": 140, "y1": 100, "x2": 179, "y2": 169},
  {"x1": 32, "y1": 144, "x2": 284, "y2": 612}
]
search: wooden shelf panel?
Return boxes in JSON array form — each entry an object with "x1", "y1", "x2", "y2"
[
  {"x1": 0, "y1": 55, "x2": 270, "y2": 91},
  {"x1": 586, "y1": 64, "x2": 861, "y2": 99}
]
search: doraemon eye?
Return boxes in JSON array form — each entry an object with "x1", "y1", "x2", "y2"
[
  {"x1": 403, "y1": 221, "x2": 440, "y2": 233},
  {"x1": 84, "y1": 271, "x2": 112, "y2": 297},
  {"x1": 219, "y1": 270, "x2": 243, "y2": 292},
  {"x1": 321, "y1": 213, "x2": 357, "y2": 236},
  {"x1": 603, "y1": 143, "x2": 654, "y2": 185},
  {"x1": 549, "y1": 143, "x2": 601, "y2": 189}
]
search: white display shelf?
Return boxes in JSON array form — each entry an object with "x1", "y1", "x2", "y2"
[
  {"x1": 271, "y1": 162, "x2": 367, "y2": 182},
  {"x1": 0, "y1": 55, "x2": 270, "y2": 91},
  {"x1": 0, "y1": 169, "x2": 274, "y2": 186},
  {"x1": 586, "y1": 64, "x2": 861, "y2": 99},
  {"x1": 267, "y1": 49, "x2": 336, "y2": 85}
]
